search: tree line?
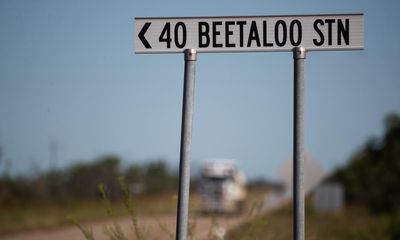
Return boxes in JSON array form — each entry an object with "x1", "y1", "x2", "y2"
[
  {"x1": 0, "y1": 156, "x2": 178, "y2": 205},
  {"x1": 328, "y1": 113, "x2": 400, "y2": 238}
]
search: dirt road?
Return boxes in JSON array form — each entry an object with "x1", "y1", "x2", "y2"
[{"x1": 1, "y1": 213, "x2": 247, "y2": 240}]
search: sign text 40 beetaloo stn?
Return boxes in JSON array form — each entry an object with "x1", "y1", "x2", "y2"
[{"x1": 135, "y1": 14, "x2": 364, "y2": 53}]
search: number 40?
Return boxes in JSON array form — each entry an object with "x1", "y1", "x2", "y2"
[{"x1": 159, "y1": 22, "x2": 187, "y2": 49}]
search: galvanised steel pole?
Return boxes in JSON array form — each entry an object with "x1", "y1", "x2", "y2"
[
  {"x1": 176, "y1": 49, "x2": 197, "y2": 240},
  {"x1": 293, "y1": 47, "x2": 306, "y2": 240}
]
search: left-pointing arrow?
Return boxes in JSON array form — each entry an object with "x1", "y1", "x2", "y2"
[{"x1": 138, "y1": 22, "x2": 151, "y2": 49}]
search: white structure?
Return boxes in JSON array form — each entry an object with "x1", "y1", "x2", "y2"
[{"x1": 313, "y1": 182, "x2": 344, "y2": 212}]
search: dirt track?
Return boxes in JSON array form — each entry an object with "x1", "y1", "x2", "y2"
[{"x1": 1, "y1": 213, "x2": 247, "y2": 240}]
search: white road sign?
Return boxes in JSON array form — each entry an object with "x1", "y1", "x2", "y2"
[{"x1": 135, "y1": 14, "x2": 364, "y2": 53}]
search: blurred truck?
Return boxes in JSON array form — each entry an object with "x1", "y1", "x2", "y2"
[{"x1": 198, "y1": 160, "x2": 247, "y2": 214}]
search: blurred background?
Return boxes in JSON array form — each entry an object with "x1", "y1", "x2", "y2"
[{"x1": 0, "y1": 0, "x2": 399, "y2": 239}]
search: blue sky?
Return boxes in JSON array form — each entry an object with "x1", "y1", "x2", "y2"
[{"x1": 0, "y1": 0, "x2": 399, "y2": 179}]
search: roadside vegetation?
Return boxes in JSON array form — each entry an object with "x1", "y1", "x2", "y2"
[
  {"x1": 228, "y1": 113, "x2": 400, "y2": 239},
  {"x1": 228, "y1": 203, "x2": 389, "y2": 240},
  {"x1": 0, "y1": 157, "x2": 179, "y2": 235},
  {"x1": 0, "y1": 153, "x2": 268, "y2": 237},
  {"x1": 0, "y1": 191, "x2": 178, "y2": 235},
  {"x1": 327, "y1": 113, "x2": 400, "y2": 239},
  {"x1": 0, "y1": 156, "x2": 178, "y2": 204}
]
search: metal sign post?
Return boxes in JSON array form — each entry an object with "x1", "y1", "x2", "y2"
[
  {"x1": 293, "y1": 47, "x2": 306, "y2": 240},
  {"x1": 135, "y1": 13, "x2": 364, "y2": 240},
  {"x1": 176, "y1": 49, "x2": 197, "y2": 240}
]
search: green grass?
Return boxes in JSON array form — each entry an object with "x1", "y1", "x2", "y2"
[
  {"x1": 0, "y1": 192, "x2": 178, "y2": 236},
  {"x1": 6, "y1": 188, "x2": 385, "y2": 240},
  {"x1": 0, "y1": 187, "x2": 267, "y2": 237},
  {"x1": 227, "y1": 203, "x2": 390, "y2": 240}
]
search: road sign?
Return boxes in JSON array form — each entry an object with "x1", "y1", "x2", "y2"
[
  {"x1": 135, "y1": 13, "x2": 365, "y2": 240},
  {"x1": 135, "y1": 14, "x2": 364, "y2": 53},
  {"x1": 279, "y1": 154, "x2": 326, "y2": 197}
]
